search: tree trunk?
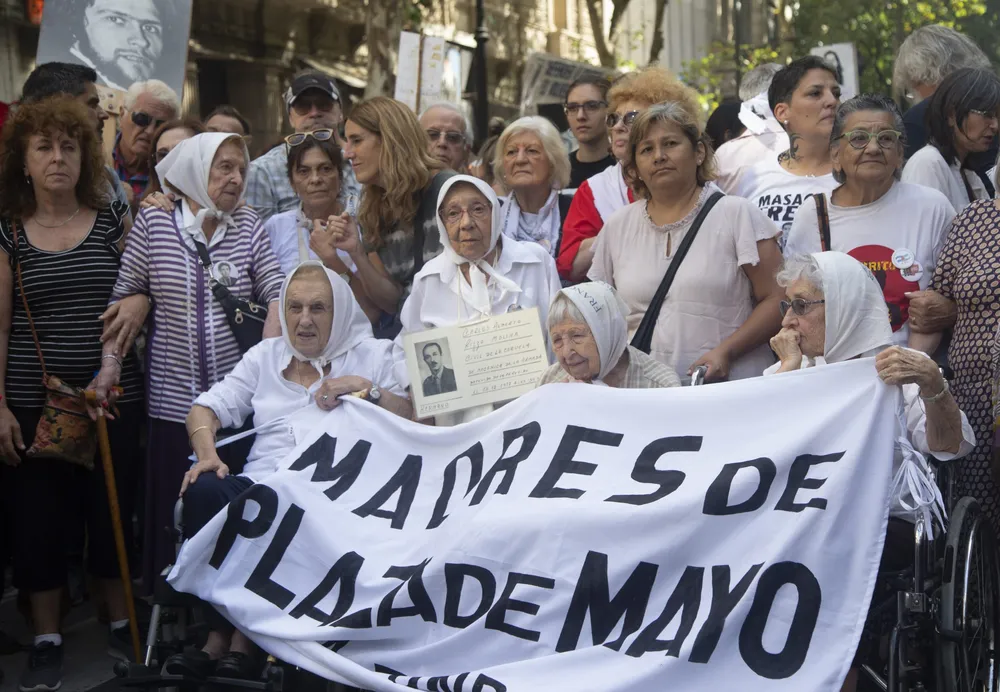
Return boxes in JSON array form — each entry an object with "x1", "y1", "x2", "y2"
[
  {"x1": 648, "y1": 0, "x2": 668, "y2": 65},
  {"x1": 584, "y1": 0, "x2": 617, "y2": 68},
  {"x1": 364, "y1": 0, "x2": 404, "y2": 98}
]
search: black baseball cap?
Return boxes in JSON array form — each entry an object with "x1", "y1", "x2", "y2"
[{"x1": 285, "y1": 72, "x2": 340, "y2": 110}]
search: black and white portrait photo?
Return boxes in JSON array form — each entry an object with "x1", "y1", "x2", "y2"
[
  {"x1": 212, "y1": 261, "x2": 236, "y2": 288},
  {"x1": 418, "y1": 340, "x2": 457, "y2": 397},
  {"x1": 36, "y1": 0, "x2": 192, "y2": 95}
]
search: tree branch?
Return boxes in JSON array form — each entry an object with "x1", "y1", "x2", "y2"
[
  {"x1": 584, "y1": 0, "x2": 616, "y2": 67},
  {"x1": 649, "y1": 0, "x2": 668, "y2": 64}
]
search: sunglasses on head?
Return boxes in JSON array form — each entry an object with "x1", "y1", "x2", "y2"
[
  {"x1": 285, "y1": 129, "x2": 335, "y2": 147},
  {"x1": 779, "y1": 298, "x2": 825, "y2": 317},
  {"x1": 606, "y1": 110, "x2": 640, "y2": 129},
  {"x1": 131, "y1": 111, "x2": 166, "y2": 130}
]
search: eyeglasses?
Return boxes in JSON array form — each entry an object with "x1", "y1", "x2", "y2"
[
  {"x1": 427, "y1": 130, "x2": 465, "y2": 144},
  {"x1": 779, "y1": 299, "x2": 825, "y2": 317},
  {"x1": 131, "y1": 111, "x2": 166, "y2": 130},
  {"x1": 606, "y1": 110, "x2": 640, "y2": 129},
  {"x1": 970, "y1": 109, "x2": 1000, "y2": 122},
  {"x1": 285, "y1": 129, "x2": 335, "y2": 146},
  {"x1": 564, "y1": 100, "x2": 607, "y2": 114},
  {"x1": 440, "y1": 202, "x2": 491, "y2": 226},
  {"x1": 839, "y1": 129, "x2": 903, "y2": 150}
]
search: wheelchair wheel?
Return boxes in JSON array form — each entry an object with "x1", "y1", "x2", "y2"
[{"x1": 939, "y1": 497, "x2": 1000, "y2": 692}]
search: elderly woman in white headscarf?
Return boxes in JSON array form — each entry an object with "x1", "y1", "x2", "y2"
[
  {"x1": 164, "y1": 262, "x2": 409, "y2": 681},
  {"x1": 394, "y1": 174, "x2": 561, "y2": 425},
  {"x1": 538, "y1": 281, "x2": 680, "y2": 388},
  {"x1": 104, "y1": 132, "x2": 286, "y2": 589},
  {"x1": 769, "y1": 252, "x2": 974, "y2": 692},
  {"x1": 770, "y1": 252, "x2": 972, "y2": 460}
]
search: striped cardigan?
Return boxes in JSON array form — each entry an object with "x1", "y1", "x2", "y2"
[{"x1": 111, "y1": 206, "x2": 284, "y2": 422}]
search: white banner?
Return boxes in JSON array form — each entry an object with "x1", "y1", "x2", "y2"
[{"x1": 170, "y1": 359, "x2": 897, "y2": 691}]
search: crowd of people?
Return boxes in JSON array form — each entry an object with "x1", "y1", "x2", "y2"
[{"x1": 0, "y1": 21, "x2": 999, "y2": 692}]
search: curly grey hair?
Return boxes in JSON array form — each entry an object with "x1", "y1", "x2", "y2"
[
  {"x1": 893, "y1": 25, "x2": 990, "y2": 97},
  {"x1": 828, "y1": 94, "x2": 907, "y2": 184},
  {"x1": 776, "y1": 254, "x2": 825, "y2": 292}
]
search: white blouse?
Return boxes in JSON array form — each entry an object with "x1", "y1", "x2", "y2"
[
  {"x1": 902, "y1": 144, "x2": 989, "y2": 213},
  {"x1": 194, "y1": 336, "x2": 403, "y2": 482}
]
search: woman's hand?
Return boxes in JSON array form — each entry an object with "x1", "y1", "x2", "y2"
[
  {"x1": 100, "y1": 294, "x2": 150, "y2": 355},
  {"x1": 180, "y1": 454, "x2": 229, "y2": 495},
  {"x1": 0, "y1": 407, "x2": 24, "y2": 466},
  {"x1": 905, "y1": 290, "x2": 957, "y2": 333},
  {"x1": 690, "y1": 346, "x2": 731, "y2": 382},
  {"x1": 770, "y1": 328, "x2": 804, "y2": 372},
  {"x1": 315, "y1": 376, "x2": 373, "y2": 411},
  {"x1": 875, "y1": 346, "x2": 944, "y2": 395},
  {"x1": 85, "y1": 365, "x2": 122, "y2": 421},
  {"x1": 140, "y1": 192, "x2": 177, "y2": 212},
  {"x1": 308, "y1": 222, "x2": 351, "y2": 274},
  {"x1": 324, "y1": 213, "x2": 362, "y2": 258}
]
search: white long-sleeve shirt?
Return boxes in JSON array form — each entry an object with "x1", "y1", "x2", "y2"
[{"x1": 194, "y1": 336, "x2": 404, "y2": 481}]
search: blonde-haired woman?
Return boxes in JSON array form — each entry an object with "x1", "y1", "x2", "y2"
[
  {"x1": 491, "y1": 116, "x2": 573, "y2": 258},
  {"x1": 589, "y1": 102, "x2": 784, "y2": 383},
  {"x1": 325, "y1": 97, "x2": 453, "y2": 333},
  {"x1": 558, "y1": 66, "x2": 702, "y2": 281}
]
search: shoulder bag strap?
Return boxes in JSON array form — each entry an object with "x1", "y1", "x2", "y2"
[
  {"x1": 814, "y1": 193, "x2": 831, "y2": 252},
  {"x1": 959, "y1": 167, "x2": 978, "y2": 204},
  {"x1": 630, "y1": 191, "x2": 724, "y2": 354},
  {"x1": 10, "y1": 220, "x2": 48, "y2": 380}
]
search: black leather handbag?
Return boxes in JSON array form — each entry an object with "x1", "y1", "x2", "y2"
[{"x1": 193, "y1": 240, "x2": 267, "y2": 353}]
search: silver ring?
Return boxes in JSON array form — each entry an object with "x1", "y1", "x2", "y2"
[{"x1": 322, "y1": 394, "x2": 329, "y2": 401}]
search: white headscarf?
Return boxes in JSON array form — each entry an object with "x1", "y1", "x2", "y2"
[
  {"x1": 738, "y1": 90, "x2": 776, "y2": 135},
  {"x1": 812, "y1": 251, "x2": 944, "y2": 528},
  {"x1": 588, "y1": 163, "x2": 631, "y2": 222},
  {"x1": 436, "y1": 175, "x2": 522, "y2": 317},
  {"x1": 553, "y1": 281, "x2": 630, "y2": 383},
  {"x1": 813, "y1": 252, "x2": 893, "y2": 363},
  {"x1": 278, "y1": 261, "x2": 374, "y2": 376},
  {"x1": 156, "y1": 132, "x2": 249, "y2": 234}
]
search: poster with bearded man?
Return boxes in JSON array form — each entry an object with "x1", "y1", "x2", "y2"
[{"x1": 36, "y1": 0, "x2": 191, "y2": 96}]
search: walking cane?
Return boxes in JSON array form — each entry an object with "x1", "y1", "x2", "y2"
[{"x1": 85, "y1": 391, "x2": 142, "y2": 664}]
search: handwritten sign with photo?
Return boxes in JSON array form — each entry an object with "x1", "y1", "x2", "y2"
[{"x1": 403, "y1": 308, "x2": 550, "y2": 420}]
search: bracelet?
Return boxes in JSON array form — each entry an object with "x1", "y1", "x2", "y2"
[
  {"x1": 919, "y1": 378, "x2": 950, "y2": 403},
  {"x1": 189, "y1": 425, "x2": 213, "y2": 442},
  {"x1": 102, "y1": 354, "x2": 123, "y2": 368}
]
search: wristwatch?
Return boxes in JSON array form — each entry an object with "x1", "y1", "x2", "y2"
[{"x1": 366, "y1": 385, "x2": 382, "y2": 406}]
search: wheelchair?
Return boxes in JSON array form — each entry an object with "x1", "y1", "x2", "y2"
[
  {"x1": 112, "y1": 499, "x2": 294, "y2": 692},
  {"x1": 856, "y1": 461, "x2": 1000, "y2": 692}
]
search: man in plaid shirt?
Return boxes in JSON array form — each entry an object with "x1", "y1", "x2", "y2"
[{"x1": 245, "y1": 71, "x2": 359, "y2": 222}]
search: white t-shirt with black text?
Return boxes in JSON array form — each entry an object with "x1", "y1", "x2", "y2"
[
  {"x1": 734, "y1": 156, "x2": 838, "y2": 249},
  {"x1": 783, "y1": 181, "x2": 956, "y2": 345}
]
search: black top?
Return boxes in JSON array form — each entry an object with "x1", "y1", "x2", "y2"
[
  {"x1": 0, "y1": 203, "x2": 144, "y2": 408},
  {"x1": 569, "y1": 151, "x2": 617, "y2": 189}
]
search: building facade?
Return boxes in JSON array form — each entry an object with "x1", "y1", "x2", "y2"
[{"x1": 0, "y1": 0, "x2": 615, "y2": 149}]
